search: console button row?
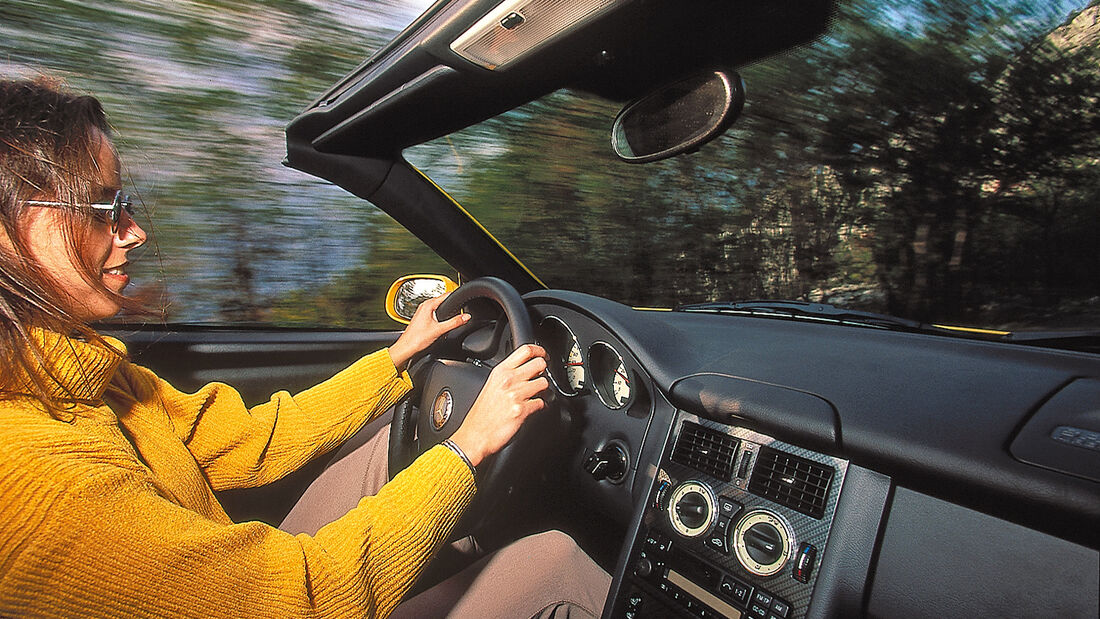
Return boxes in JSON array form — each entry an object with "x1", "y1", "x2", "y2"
[
  {"x1": 637, "y1": 529, "x2": 791, "y2": 619},
  {"x1": 705, "y1": 497, "x2": 743, "y2": 554},
  {"x1": 717, "y1": 576, "x2": 750, "y2": 605},
  {"x1": 748, "y1": 589, "x2": 790, "y2": 619}
]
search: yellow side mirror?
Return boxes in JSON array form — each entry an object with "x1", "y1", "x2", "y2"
[{"x1": 385, "y1": 275, "x2": 459, "y2": 324}]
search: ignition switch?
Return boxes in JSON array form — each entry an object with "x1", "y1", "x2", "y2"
[{"x1": 584, "y1": 444, "x2": 628, "y2": 482}]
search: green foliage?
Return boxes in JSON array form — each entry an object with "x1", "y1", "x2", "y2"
[
  {"x1": 817, "y1": 0, "x2": 1100, "y2": 322},
  {"x1": 269, "y1": 212, "x2": 455, "y2": 329},
  {"x1": 2, "y1": 0, "x2": 425, "y2": 327}
]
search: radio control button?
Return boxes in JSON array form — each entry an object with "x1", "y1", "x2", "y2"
[
  {"x1": 718, "y1": 576, "x2": 751, "y2": 606},
  {"x1": 736, "y1": 584, "x2": 751, "y2": 605},
  {"x1": 752, "y1": 590, "x2": 773, "y2": 608},
  {"x1": 657, "y1": 537, "x2": 672, "y2": 554},
  {"x1": 718, "y1": 579, "x2": 735, "y2": 598}
]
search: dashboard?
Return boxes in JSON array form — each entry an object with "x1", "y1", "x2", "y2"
[{"x1": 524, "y1": 290, "x2": 1100, "y2": 619}]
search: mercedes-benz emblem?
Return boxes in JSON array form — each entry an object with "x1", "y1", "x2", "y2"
[{"x1": 431, "y1": 389, "x2": 453, "y2": 430}]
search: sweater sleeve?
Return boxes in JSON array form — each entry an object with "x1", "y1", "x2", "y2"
[
  {"x1": 0, "y1": 424, "x2": 475, "y2": 619},
  {"x1": 129, "y1": 348, "x2": 413, "y2": 491}
]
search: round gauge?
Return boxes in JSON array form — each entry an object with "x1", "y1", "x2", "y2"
[
  {"x1": 536, "y1": 316, "x2": 585, "y2": 395},
  {"x1": 588, "y1": 341, "x2": 632, "y2": 409}
]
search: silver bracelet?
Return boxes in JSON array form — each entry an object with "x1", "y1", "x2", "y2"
[{"x1": 441, "y1": 439, "x2": 476, "y2": 478}]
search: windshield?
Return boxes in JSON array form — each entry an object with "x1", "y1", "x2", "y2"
[
  {"x1": 5, "y1": 0, "x2": 1096, "y2": 333},
  {"x1": 408, "y1": 0, "x2": 1100, "y2": 332}
]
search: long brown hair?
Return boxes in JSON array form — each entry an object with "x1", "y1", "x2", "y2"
[{"x1": 0, "y1": 77, "x2": 141, "y2": 410}]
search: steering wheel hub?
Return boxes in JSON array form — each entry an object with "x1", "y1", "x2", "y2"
[{"x1": 431, "y1": 389, "x2": 453, "y2": 430}]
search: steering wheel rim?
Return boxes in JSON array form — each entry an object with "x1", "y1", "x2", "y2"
[{"x1": 387, "y1": 277, "x2": 547, "y2": 533}]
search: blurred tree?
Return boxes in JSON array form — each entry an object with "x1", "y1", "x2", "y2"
[
  {"x1": 820, "y1": 0, "x2": 1100, "y2": 323},
  {"x1": 1, "y1": 0, "x2": 425, "y2": 325}
]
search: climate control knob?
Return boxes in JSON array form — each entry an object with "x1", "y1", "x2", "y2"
[
  {"x1": 730, "y1": 509, "x2": 794, "y2": 577},
  {"x1": 744, "y1": 521, "x2": 784, "y2": 565},
  {"x1": 666, "y1": 481, "x2": 718, "y2": 538}
]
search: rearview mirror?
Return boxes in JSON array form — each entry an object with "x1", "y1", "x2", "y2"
[
  {"x1": 385, "y1": 275, "x2": 459, "y2": 324},
  {"x1": 611, "y1": 70, "x2": 745, "y2": 163}
]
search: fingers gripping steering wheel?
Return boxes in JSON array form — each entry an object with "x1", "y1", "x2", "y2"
[{"x1": 387, "y1": 277, "x2": 545, "y2": 530}]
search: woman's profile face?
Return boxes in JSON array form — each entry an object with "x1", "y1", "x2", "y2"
[{"x1": 22, "y1": 129, "x2": 146, "y2": 322}]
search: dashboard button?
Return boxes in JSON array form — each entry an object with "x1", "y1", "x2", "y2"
[
  {"x1": 719, "y1": 497, "x2": 743, "y2": 518},
  {"x1": 718, "y1": 576, "x2": 751, "y2": 606},
  {"x1": 733, "y1": 582, "x2": 751, "y2": 606},
  {"x1": 752, "y1": 590, "x2": 773, "y2": 608},
  {"x1": 718, "y1": 578, "x2": 736, "y2": 599},
  {"x1": 771, "y1": 598, "x2": 791, "y2": 618},
  {"x1": 706, "y1": 519, "x2": 730, "y2": 554}
]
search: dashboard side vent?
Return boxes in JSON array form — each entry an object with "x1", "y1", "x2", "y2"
[
  {"x1": 748, "y1": 447, "x2": 834, "y2": 519},
  {"x1": 671, "y1": 421, "x2": 739, "y2": 482}
]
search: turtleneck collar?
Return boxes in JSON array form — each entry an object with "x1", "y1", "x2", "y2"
[{"x1": 7, "y1": 327, "x2": 127, "y2": 406}]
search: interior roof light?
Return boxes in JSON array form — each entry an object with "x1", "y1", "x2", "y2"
[{"x1": 450, "y1": 0, "x2": 626, "y2": 70}]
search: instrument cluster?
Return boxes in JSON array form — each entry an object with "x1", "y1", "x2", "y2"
[{"x1": 536, "y1": 314, "x2": 638, "y2": 411}]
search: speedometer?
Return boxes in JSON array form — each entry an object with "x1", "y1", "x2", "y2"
[
  {"x1": 536, "y1": 316, "x2": 585, "y2": 395},
  {"x1": 588, "y1": 341, "x2": 632, "y2": 409}
]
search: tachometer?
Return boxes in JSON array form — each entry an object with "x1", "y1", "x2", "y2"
[
  {"x1": 588, "y1": 341, "x2": 632, "y2": 409},
  {"x1": 536, "y1": 316, "x2": 585, "y2": 395}
]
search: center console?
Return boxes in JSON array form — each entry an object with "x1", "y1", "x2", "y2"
[{"x1": 610, "y1": 413, "x2": 848, "y2": 619}]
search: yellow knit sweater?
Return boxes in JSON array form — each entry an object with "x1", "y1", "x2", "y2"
[{"x1": 0, "y1": 329, "x2": 476, "y2": 618}]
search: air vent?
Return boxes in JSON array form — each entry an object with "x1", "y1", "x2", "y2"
[
  {"x1": 748, "y1": 447, "x2": 834, "y2": 519},
  {"x1": 671, "y1": 421, "x2": 739, "y2": 481}
]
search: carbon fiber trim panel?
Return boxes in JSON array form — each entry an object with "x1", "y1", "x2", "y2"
[{"x1": 631, "y1": 411, "x2": 848, "y2": 619}]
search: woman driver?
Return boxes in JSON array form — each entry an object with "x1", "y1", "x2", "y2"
[{"x1": 0, "y1": 78, "x2": 609, "y2": 618}]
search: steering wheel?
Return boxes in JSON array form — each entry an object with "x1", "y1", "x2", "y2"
[{"x1": 387, "y1": 277, "x2": 553, "y2": 534}]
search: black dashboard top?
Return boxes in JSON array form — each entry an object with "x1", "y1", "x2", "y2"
[{"x1": 526, "y1": 289, "x2": 1100, "y2": 549}]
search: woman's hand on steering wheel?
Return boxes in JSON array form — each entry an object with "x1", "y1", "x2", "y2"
[
  {"x1": 388, "y1": 293, "x2": 471, "y2": 370},
  {"x1": 449, "y1": 344, "x2": 550, "y2": 467}
]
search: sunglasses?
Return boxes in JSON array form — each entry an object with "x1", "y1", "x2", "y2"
[{"x1": 26, "y1": 190, "x2": 135, "y2": 234}]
